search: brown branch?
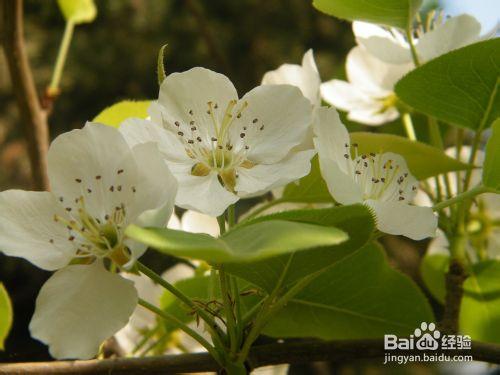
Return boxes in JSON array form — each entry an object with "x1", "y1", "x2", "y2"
[
  {"x1": 0, "y1": 339, "x2": 499, "y2": 374},
  {"x1": 440, "y1": 259, "x2": 467, "y2": 335},
  {"x1": 0, "y1": 0, "x2": 49, "y2": 190}
]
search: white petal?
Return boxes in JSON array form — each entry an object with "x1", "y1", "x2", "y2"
[
  {"x1": 428, "y1": 229, "x2": 450, "y2": 255},
  {"x1": 347, "y1": 106, "x2": 399, "y2": 126},
  {"x1": 317, "y1": 156, "x2": 363, "y2": 205},
  {"x1": 157, "y1": 67, "x2": 238, "y2": 140},
  {"x1": 346, "y1": 47, "x2": 411, "y2": 94},
  {"x1": 352, "y1": 22, "x2": 411, "y2": 64},
  {"x1": 417, "y1": 14, "x2": 482, "y2": 63},
  {"x1": 320, "y1": 79, "x2": 373, "y2": 112},
  {"x1": 167, "y1": 214, "x2": 182, "y2": 230},
  {"x1": 119, "y1": 116, "x2": 191, "y2": 165},
  {"x1": 365, "y1": 200, "x2": 437, "y2": 240},
  {"x1": 30, "y1": 262, "x2": 137, "y2": 359},
  {"x1": 48, "y1": 123, "x2": 137, "y2": 221},
  {"x1": 175, "y1": 172, "x2": 238, "y2": 217},
  {"x1": 262, "y1": 49, "x2": 321, "y2": 106},
  {"x1": 235, "y1": 149, "x2": 315, "y2": 197},
  {"x1": 237, "y1": 84, "x2": 312, "y2": 163},
  {"x1": 181, "y1": 210, "x2": 221, "y2": 237},
  {"x1": 0, "y1": 190, "x2": 74, "y2": 271},
  {"x1": 312, "y1": 106, "x2": 350, "y2": 164}
]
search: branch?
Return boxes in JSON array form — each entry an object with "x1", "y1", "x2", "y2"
[
  {"x1": 1, "y1": 339, "x2": 499, "y2": 374},
  {"x1": 440, "y1": 259, "x2": 467, "y2": 335},
  {"x1": 0, "y1": 0, "x2": 49, "y2": 190}
]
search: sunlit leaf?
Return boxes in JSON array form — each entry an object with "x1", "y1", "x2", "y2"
[
  {"x1": 483, "y1": 118, "x2": 500, "y2": 190},
  {"x1": 395, "y1": 39, "x2": 500, "y2": 131},
  {"x1": 0, "y1": 283, "x2": 13, "y2": 350},
  {"x1": 312, "y1": 0, "x2": 422, "y2": 29},
  {"x1": 93, "y1": 100, "x2": 151, "y2": 128},
  {"x1": 57, "y1": 0, "x2": 97, "y2": 24},
  {"x1": 157, "y1": 44, "x2": 168, "y2": 85}
]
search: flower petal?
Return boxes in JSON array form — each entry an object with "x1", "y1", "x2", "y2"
[
  {"x1": 262, "y1": 49, "x2": 321, "y2": 106},
  {"x1": 317, "y1": 156, "x2": 363, "y2": 205},
  {"x1": 352, "y1": 21, "x2": 411, "y2": 64},
  {"x1": 365, "y1": 200, "x2": 437, "y2": 240},
  {"x1": 181, "y1": 210, "x2": 221, "y2": 237},
  {"x1": 157, "y1": 67, "x2": 238, "y2": 140},
  {"x1": 0, "y1": 190, "x2": 73, "y2": 271},
  {"x1": 235, "y1": 149, "x2": 315, "y2": 197},
  {"x1": 236, "y1": 84, "x2": 312, "y2": 163},
  {"x1": 347, "y1": 106, "x2": 399, "y2": 126},
  {"x1": 346, "y1": 47, "x2": 411, "y2": 95},
  {"x1": 48, "y1": 123, "x2": 138, "y2": 221},
  {"x1": 175, "y1": 172, "x2": 239, "y2": 217},
  {"x1": 417, "y1": 14, "x2": 482, "y2": 63},
  {"x1": 321, "y1": 79, "x2": 375, "y2": 111},
  {"x1": 312, "y1": 106, "x2": 350, "y2": 164},
  {"x1": 30, "y1": 262, "x2": 137, "y2": 359}
]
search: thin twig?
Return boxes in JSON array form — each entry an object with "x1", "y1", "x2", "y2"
[
  {"x1": 1, "y1": 339, "x2": 499, "y2": 374},
  {"x1": 0, "y1": 0, "x2": 49, "y2": 190}
]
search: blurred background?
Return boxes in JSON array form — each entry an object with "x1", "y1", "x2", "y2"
[{"x1": 0, "y1": 0, "x2": 497, "y2": 373}]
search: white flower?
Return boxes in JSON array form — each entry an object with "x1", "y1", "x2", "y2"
[
  {"x1": 262, "y1": 49, "x2": 321, "y2": 107},
  {"x1": 321, "y1": 46, "x2": 411, "y2": 126},
  {"x1": 418, "y1": 147, "x2": 500, "y2": 259},
  {"x1": 0, "y1": 123, "x2": 177, "y2": 359},
  {"x1": 353, "y1": 13, "x2": 489, "y2": 65},
  {"x1": 313, "y1": 107, "x2": 437, "y2": 240},
  {"x1": 120, "y1": 67, "x2": 315, "y2": 217},
  {"x1": 115, "y1": 210, "x2": 219, "y2": 355}
]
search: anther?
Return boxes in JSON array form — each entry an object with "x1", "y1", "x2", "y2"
[
  {"x1": 95, "y1": 175, "x2": 102, "y2": 180},
  {"x1": 188, "y1": 140, "x2": 194, "y2": 144},
  {"x1": 75, "y1": 178, "x2": 82, "y2": 183},
  {"x1": 109, "y1": 186, "x2": 115, "y2": 192},
  {"x1": 175, "y1": 121, "x2": 180, "y2": 127},
  {"x1": 178, "y1": 131, "x2": 184, "y2": 136},
  {"x1": 189, "y1": 109, "x2": 193, "y2": 115},
  {"x1": 253, "y1": 118, "x2": 258, "y2": 123},
  {"x1": 117, "y1": 169, "x2": 124, "y2": 174},
  {"x1": 211, "y1": 137, "x2": 217, "y2": 142},
  {"x1": 240, "y1": 133, "x2": 246, "y2": 138}
]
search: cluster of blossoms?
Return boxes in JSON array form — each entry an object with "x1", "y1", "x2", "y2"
[{"x1": 2, "y1": 9, "x2": 489, "y2": 361}]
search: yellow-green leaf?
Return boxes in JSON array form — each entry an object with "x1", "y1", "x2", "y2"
[
  {"x1": 93, "y1": 100, "x2": 152, "y2": 128},
  {"x1": 57, "y1": 0, "x2": 97, "y2": 24},
  {"x1": 0, "y1": 283, "x2": 13, "y2": 350}
]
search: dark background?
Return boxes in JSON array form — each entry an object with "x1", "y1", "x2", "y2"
[{"x1": 0, "y1": 0, "x2": 354, "y2": 363}]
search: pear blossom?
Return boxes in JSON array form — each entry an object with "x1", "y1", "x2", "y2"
[
  {"x1": 0, "y1": 123, "x2": 177, "y2": 359},
  {"x1": 353, "y1": 13, "x2": 491, "y2": 65},
  {"x1": 120, "y1": 67, "x2": 315, "y2": 217},
  {"x1": 262, "y1": 49, "x2": 321, "y2": 107},
  {"x1": 115, "y1": 210, "x2": 219, "y2": 355},
  {"x1": 418, "y1": 147, "x2": 500, "y2": 259},
  {"x1": 321, "y1": 46, "x2": 412, "y2": 125},
  {"x1": 313, "y1": 107, "x2": 437, "y2": 240}
]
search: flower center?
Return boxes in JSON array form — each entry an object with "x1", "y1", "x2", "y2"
[
  {"x1": 343, "y1": 143, "x2": 417, "y2": 202},
  {"x1": 164, "y1": 99, "x2": 264, "y2": 192}
]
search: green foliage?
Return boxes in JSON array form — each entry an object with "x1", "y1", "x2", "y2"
[
  {"x1": 126, "y1": 220, "x2": 347, "y2": 263},
  {"x1": 93, "y1": 101, "x2": 151, "y2": 128},
  {"x1": 461, "y1": 260, "x2": 500, "y2": 343},
  {"x1": 350, "y1": 132, "x2": 472, "y2": 180},
  {"x1": 395, "y1": 39, "x2": 500, "y2": 131},
  {"x1": 226, "y1": 205, "x2": 375, "y2": 291},
  {"x1": 0, "y1": 283, "x2": 12, "y2": 350},
  {"x1": 483, "y1": 118, "x2": 500, "y2": 190},
  {"x1": 263, "y1": 243, "x2": 434, "y2": 339},
  {"x1": 57, "y1": 0, "x2": 97, "y2": 24},
  {"x1": 420, "y1": 253, "x2": 449, "y2": 303},
  {"x1": 312, "y1": 0, "x2": 422, "y2": 29},
  {"x1": 157, "y1": 44, "x2": 168, "y2": 85},
  {"x1": 282, "y1": 156, "x2": 333, "y2": 203}
]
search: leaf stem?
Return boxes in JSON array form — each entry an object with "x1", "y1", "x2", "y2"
[
  {"x1": 406, "y1": 27, "x2": 420, "y2": 67},
  {"x1": 219, "y1": 266, "x2": 238, "y2": 356},
  {"x1": 48, "y1": 20, "x2": 75, "y2": 95},
  {"x1": 138, "y1": 298, "x2": 221, "y2": 363},
  {"x1": 433, "y1": 185, "x2": 495, "y2": 212}
]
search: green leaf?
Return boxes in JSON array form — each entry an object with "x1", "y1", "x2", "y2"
[
  {"x1": 57, "y1": 0, "x2": 97, "y2": 24},
  {"x1": 350, "y1": 132, "x2": 472, "y2": 180},
  {"x1": 263, "y1": 243, "x2": 434, "y2": 339},
  {"x1": 0, "y1": 283, "x2": 13, "y2": 350},
  {"x1": 157, "y1": 44, "x2": 168, "y2": 85},
  {"x1": 126, "y1": 220, "x2": 347, "y2": 264},
  {"x1": 312, "y1": 0, "x2": 422, "y2": 29},
  {"x1": 93, "y1": 100, "x2": 151, "y2": 128},
  {"x1": 282, "y1": 156, "x2": 333, "y2": 203},
  {"x1": 395, "y1": 39, "x2": 500, "y2": 131},
  {"x1": 483, "y1": 118, "x2": 500, "y2": 190},
  {"x1": 420, "y1": 253, "x2": 449, "y2": 303},
  {"x1": 461, "y1": 260, "x2": 500, "y2": 343},
  {"x1": 160, "y1": 275, "x2": 211, "y2": 331},
  {"x1": 226, "y1": 205, "x2": 375, "y2": 291}
]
